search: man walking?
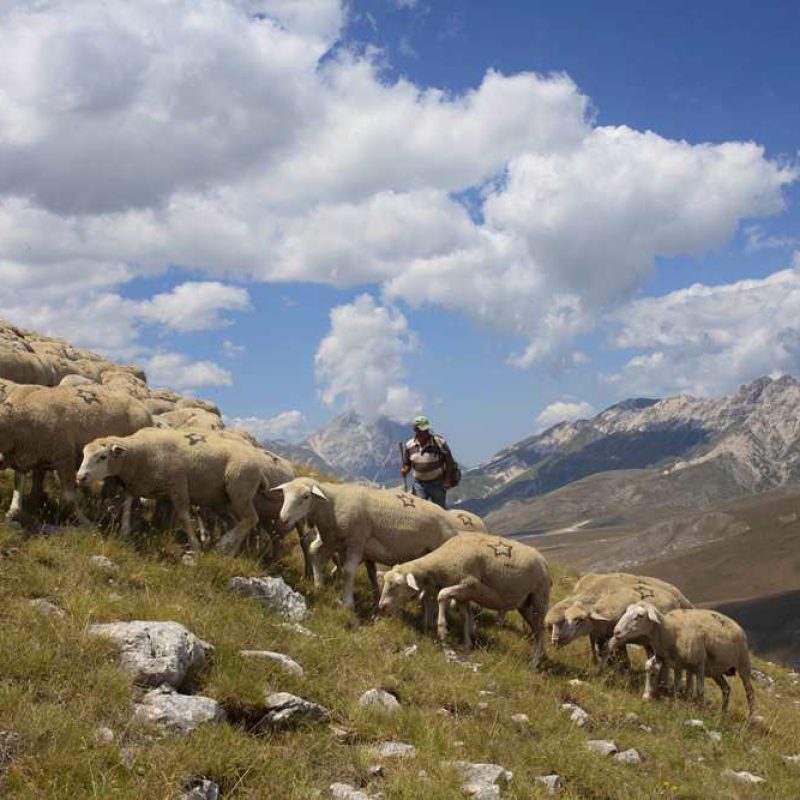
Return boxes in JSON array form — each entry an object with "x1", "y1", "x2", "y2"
[{"x1": 400, "y1": 415, "x2": 457, "y2": 509}]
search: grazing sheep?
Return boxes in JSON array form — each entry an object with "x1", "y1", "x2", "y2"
[
  {"x1": 0, "y1": 384, "x2": 153, "y2": 523},
  {"x1": 77, "y1": 428, "x2": 275, "y2": 553},
  {"x1": 610, "y1": 603, "x2": 755, "y2": 715},
  {"x1": 273, "y1": 478, "x2": 459, "y2": 609},
  {"x1": 0, "y1": 347, "x2": 54, "y2": 385},
  {"x1": 447, "y1": 509, "x2": 488, "y2": 534},
  {"x1": 546, "y1": 572, "x2": 692, "y2": 666},
  {"x1": 379, "y1": 533, "x2": 550, "y2": 666},
  {"x1": 154, "y1": 408, "x2": 225, "y2": 432},
  {"x1": 59, "y1": 374, "x2": 97, "y2": 387}
]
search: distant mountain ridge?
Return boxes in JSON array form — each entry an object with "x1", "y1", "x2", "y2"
[
  {"x1": 455, "y1": 375, "x2": 800, "y2": 526},
  {"x1": 263, "y1": 412, "x2": 409, "y2": 484}
]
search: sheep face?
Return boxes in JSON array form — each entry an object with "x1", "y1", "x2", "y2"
[
  {"x1": 552, "y1": 604, "x2": 595, "y2": 646},
  {"x1": 77, "y1": 441, "x2": 126, "y2": 486},
  {"x1": 610, "y1": 602, "x2": 659, "y2": 649},
  {"x1": 378, "y1": 570, "x2": 420, "y2": 616},
  {"x1": 275, "y1": 478, "x2": 327, "y2": 527}
]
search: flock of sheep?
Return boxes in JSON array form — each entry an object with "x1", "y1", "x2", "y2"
[{"x1": 0, "y1": 321, "x2": 756, "y2": 718}]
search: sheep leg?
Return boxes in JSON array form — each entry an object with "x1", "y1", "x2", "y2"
[
  {"x1": 518, "y1": 594, "x2": 547, "y2": 669},
  {"x1": 309, "y1": 534, "x2": 331, "y2": 588},
  {"x1": 29, "y1": 468, "x2": 46, "y2": 512},
  {"x1": 6, "y1": 471, "x2": 25, "y2": 521},
  {"x1": 684, "y1": 670, "x2": 696, "y2": 701},
  {"x1": 438, "y1": 579, "x2": 506, "y2": 649},
  {"x1": 170, "y1": 484, "x2": 200, "y2": 552},
  {"x1": 364, "y1": 560, "x2": 380, "y2": 613},
  {"x1": 57, "y1": 466, "x2": 90, "y2": 526},
  {"x1": 218, "y1": 494, "x2": 259, "y2": 556},
  {"x1": 340, "y1": 549, "x2": 362, "y2": 610},
  {"x1": 713, "y1": 675, "x2": 731, "y2": 715},
  {"x1": 589, "y1": 633, "x2": 600, "y2": 664},
  {"x1": 422, "y1": 593, "x2": 438, "y2": 633},
  {"x1": 459, "y1": 601, "x2": 473, "y2": 650},
  {"x1": 120, "y1": 494, "x2": 134, "y2": 537},
  {"x1": 740, "y1": 670, "x2": 755, "y2": 717},
  {"x1": 643, "y1": 655, "x2": 660, "y2": 701},
  {"x1": 296, "y1": 521, "x2": 314, "y2": 579},
  {"x1": 695, "y1": 662, "x2": 706, "y2": 707}
]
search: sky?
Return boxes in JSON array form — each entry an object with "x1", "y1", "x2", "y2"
[{"x1": 1, "y1": 0, "x2": 798, "y2": 465}]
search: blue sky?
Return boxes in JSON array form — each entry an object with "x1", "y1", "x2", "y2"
[{"x1": 0, "y1": 0, "x2": 798, "y2": 464}]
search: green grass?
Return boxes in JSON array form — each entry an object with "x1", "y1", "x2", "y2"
[{"x1": 0, "y1": 523, "x2": 798, "y2": 799}]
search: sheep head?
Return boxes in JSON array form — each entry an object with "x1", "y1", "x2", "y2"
[
  {"x1": 77, "y1": 439, "x2": 127, "y2": 486},
  {"x1": 273, "y1": 477, "x2": 328, "y2": 527},
  {"x1": 610, "y1": 602, "x2": 660, "y2": 650},
  {"x1": 378, "y1": 570, "x2": 422, "y2": 616}
]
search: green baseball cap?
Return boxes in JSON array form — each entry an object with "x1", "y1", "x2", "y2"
[{"x1": 412, "y1": 415, "x2": 431, "y2": 431}]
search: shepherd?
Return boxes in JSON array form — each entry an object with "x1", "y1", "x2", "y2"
[{"x1": 399, "y1": 414, "x2": 460, "y2": 509}]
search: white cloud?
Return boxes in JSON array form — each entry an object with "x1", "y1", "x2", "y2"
[
  {"x1": 315, "y1": 294, "x2": 422, "y2": 422},
  {"x1": 222, "y1": 339, "x2": 245, "y2": 358},
  {"x1": 745, "y1": 224, "x2": 797, "y2": 251},
  {"x1": 609, "y1": 268, "x2": 800, "y2": 396},
  {"x1": 0, "y1": 0, "x2": 795, "y2": 373},
  {"x1": 225, "y1": 410, "x2": 308, "y2": 442},
  {"x1": 534, "y1": 400, "x2": 596, "y2": 432},
  {"x1": 138, "y1": 282, "x2": 251, "y2": 332},
  {"x1": 793, "y1": 250, "x2": 800, "y2": 269},
  {"x1": 145, "y1": 352, "x2": 232, "y2": 389}
]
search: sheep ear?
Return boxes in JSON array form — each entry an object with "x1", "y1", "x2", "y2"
[
  {"x1": 111, "y1": 444, "x2": 126, "y2": 456},
  {"x1": 311, "y1": 484, "x2": 328, "y2": 501},
  {"x1": 646, "y1": 606, "x2": 660, "y2": 624},
  {"x1": 589, "y1": 611, "x2": 610, "y2": 622},
  {"x1": 269, "y1": 482, "x2": 287, "y2": 494},
  {"x1": 406, "y1": 573, "x2": 421, "y2": 593}
]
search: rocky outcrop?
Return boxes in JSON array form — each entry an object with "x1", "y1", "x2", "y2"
[
  {"x1": 88, "y1": 621, "x2": 213, "y2": 688},
  {"x1": 228, "y1": 576, "x2": 308, "y2": 621}
]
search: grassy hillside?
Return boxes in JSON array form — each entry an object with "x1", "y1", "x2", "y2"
[{"x1": 1, "y1": 523, "x2": 799, "y2": 799}]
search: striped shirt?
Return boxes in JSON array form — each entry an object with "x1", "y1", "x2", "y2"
[{"x1": 404, "y1": 433, "x2": 451, "y2": 482}]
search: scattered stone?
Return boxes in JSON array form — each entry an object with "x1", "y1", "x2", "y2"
[
  {"x1": 229, "y1": 576, "x2": 307, "y2": 621},
  {"x1": 613, "y1": 748, "x2": 642, "y2": 765},
  {"x1": 92, "y1": 726, "x2": 115, "y2": 745},
  {"x1": 684, "y1": 719, "x2": 706, "y2": 730},
  {"x1": 329, "y1": 725, "x2": 355, "y2": 743},
  {"x1": 28, "y1": 598, "x2": 65, "y2": 618},
  {"x1": 278, "y1": 621, "x2": 317, "y2": 638},
  {"x1": 510, "y1": 712, "x2": 530, "y2": 729},
  {"x1": 259, "y1": 692, "x2": 330, "y2": 729},
  {"x1": 88, "y1": 621, "x2": 213, "y2": 689},
  {"x1": 722, "y1": 769, "x2": 766, "y2": 786},
  {"x1": 446, "y1": 761, "x2": 512, "y2": 799},
  {"x1": 535, "y1": 774, "x2": 563, "y2": 796},
  {"x1": 585, "y1": 740, "x2": 618, "y2": 757},
  {"x1": 442, "y1": 646, "x2": 481, "y2": 672},
  {"x1": 368, "y1": 741, "x2": 417, "y2": 759},
  {"x1": 239, "y1": 650, "x2": 304, "y2": 676},
  {"x1": 418, "y1": 769, "x2": 430, "y2": 779},
  {"x1": 358, "y1": 689, "x2": 400, "y2": 713},
  {"x1": 0, "y1": 731, "x2": 22, "y2": 769},
  {"x1": 706, "y1": 730, "x2": 723, "y2": 744},
  {"x1": 401, "y1": 644, "x2": 418, "y2": 657},
  {"x1": 134, "y1": 686, "x2": 225, "y2": 735},
  {"x1": 781, "y1": 754, "x2": 800, "y2": 767},
  {"x1": 751, "y1": 669, "x2": 775, "y2": 688},
  {"x1": 479, "y1": 690, "x2": 496, "y2": 698},
  {"x1": 436, "y1": 707, "x2": 453, "y2": 718},
  {"x1": 624, "y1": 712, "x2": 642, "y2": 725},
  {"x1": 561, "y1": 703, "x2": 591, "y2": 728},
  {"x1": 567, "y1": 678, "x2": 586, "y2": 686},
  {"x1": 88, "y1": 555, "x2": 120, "y2": 575},
  {"x1": 639, "y1": 724, "x2": 655, "y2": 734},
  {"x1": 477, "y1": 702, "x2": 489, "y2": 711},
  {"x1": 181, "y1": 779, "x2": 220, "y2": 800},
  {"x1": 367, "y1": 764, "x2": 385, "y2": 778},
  {"x1": 180, "y1": 553, "x2": 197, "y2": 568},
  {"x1": 453, "y1": 740, "x2": 465, "y2": 748},
  {"x1": 330, "y1": 783, "x2": 373, "y2": 800}
]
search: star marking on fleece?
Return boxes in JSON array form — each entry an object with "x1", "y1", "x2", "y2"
[
  {"x1": 76, "y1": 388, "x2": 100, "y2": 405},
  {"x1": 635, "y1": 584, "x2": 655, "y2": 601},
  {"x1": 184, "y1": 433, "x2": 206, "y2": 446},
  {"x1": 457, "y1": 514, "x2": 474, "y2": 528},
  {"x1": 397, "y1": 493, "x2": 416, "y2": 508},
  {"x1": 487, "y1": 538, "x2": 513, "y2": 558}
]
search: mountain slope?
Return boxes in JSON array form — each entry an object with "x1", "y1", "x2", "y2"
[{"x1": 457, "y1": 375, "x2": 800, "y2": 521}]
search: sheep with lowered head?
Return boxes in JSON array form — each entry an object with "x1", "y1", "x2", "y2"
[
  {"x1": 610, "y1": 603, "x2": 755, "y2": 715},
  {"x1": 78, "y1": 428, "x2": 273, "y2": 552},
  {"x1": 273, "y1": 478, "x2": 459, "y2": 609},
  {"x1": 379, "y1": 533, "x2": 550, "y2": 666},
  {"x1": 547, "y1": 572, "x2": 692, "y2": 666}
]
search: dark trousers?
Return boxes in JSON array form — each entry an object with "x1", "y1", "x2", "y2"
[{"x1": 413, "y1": 477, "x2": 447, "y2": 509}]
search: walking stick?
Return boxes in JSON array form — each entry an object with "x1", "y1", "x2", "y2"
[{"x1": 398, "y1": 441, "x2": 409, "y2": 493}]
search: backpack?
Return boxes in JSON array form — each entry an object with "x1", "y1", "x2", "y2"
[{"x1": 434, "y1": 435, "x2": 462, "y2": 488}]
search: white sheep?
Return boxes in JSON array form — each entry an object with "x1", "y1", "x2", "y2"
[
  {"x1": 273, "y1": 478, "x2": 459, "y2": 609},
  {"x1": 77, "y1": 428, "x2": 278, "y2": 553},
  {"x1": 610, "y1": 603, "x2": 755, "y2": 715},
  {"x1": 0, "y1": 384, "x2": 153, "y2": 523},
  {"x1": 378, "y1": 533, "x2": 551, "y2": 667},
  {"x1": 546, "y1": 572, "x2": 692, "y2": 666}
]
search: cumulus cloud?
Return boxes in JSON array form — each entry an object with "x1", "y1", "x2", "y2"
[
  {"x1": 138, "y1": 282, "x2": 251, "y2": 332},
  {"x1": 145, "y1": 352, "x2": 232, "y2": 389},
  {"x1": 315, "y1": 294, "x2": 422, "y2": 422},
  {"x1": 608, "y1": 268, "x2": 800, "y2": 396},
  {"x1": 226, "y1": 410, "x2": 308, "y2": 442},
  {"x1": 0, "y1": 0, "x2": 795, "y2": 379},
  {"x1": 534, "y1": 400, "x2": 596, "y2": 432}
]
